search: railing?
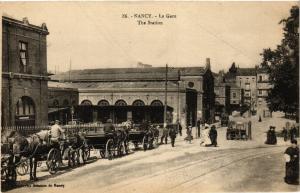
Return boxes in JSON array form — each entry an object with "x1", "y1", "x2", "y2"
[{"x1": 1, "y1": 123, "x2": 179, "y2": 136}]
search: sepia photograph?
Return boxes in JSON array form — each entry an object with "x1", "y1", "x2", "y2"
[{"x1": 0, "y1": 1, "x2": 299, "y2": 193}]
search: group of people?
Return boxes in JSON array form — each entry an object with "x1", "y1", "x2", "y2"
[
  {"x1": 263, "y1": 124, "x2": 299, "y2": 185},
  {"x1": 183, "y1": 123, "x2": 218, "y2": 147}
]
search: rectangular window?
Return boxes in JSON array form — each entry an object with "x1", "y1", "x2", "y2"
[
  {"x1": 259, "y1": 90, "x2": 262, "y2": 95},
  {"x1": 233, "y1": 93, "x2": 236, "y2": 98},
  {"x1": 19, "y1": 41, "x2": 28, "y2": 73},
  {"x1": 259, "y1": 75, "x2": 262, "y2": 82}
]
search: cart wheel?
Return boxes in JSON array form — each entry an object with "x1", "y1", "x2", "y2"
[
  {"x1": 16, "y1": 159, "x2": 29, "y2": 176},
  {"x1": 47, "y1": 148, "x2": 60, "y2": 174},
  {"x1": 142, "y1": 136, "x2": 148, "y2": 151},
  {"x1": 105, "y1": 139, "x2": 114, "y2": 160}
]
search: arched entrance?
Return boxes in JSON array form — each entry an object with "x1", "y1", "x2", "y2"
[
  {"x1": 115, "y1": 100, "x2": 127, "y2": 123},
  {"x1": 79, "y1": 100, "x2": 93, "y2": 123},
  {"x1": 150, "y1": 100, "x2": 164, "y2": 123},
  {"x1": 15, "y1": 96, "x2": 35, "y2": 126},
  {"x1": 132, "y1": 100, "x2": 145, "y2": 123},
  {"x1": 97, "y1": 100, "x2": 110, "y2": 123}
]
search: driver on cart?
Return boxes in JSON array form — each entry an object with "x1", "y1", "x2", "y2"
[
  {"x1": 49, "y1": 120, "x2": 66, "y2": 151},
  {"x1": 104, "y1": 119, "x2": 115, "y2": 133}
]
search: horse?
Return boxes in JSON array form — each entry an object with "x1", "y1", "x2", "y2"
[
  {"x1": 115, "y1": 129, "x2": 128, "y2": 156},
  {"x1": 65, "y1": 132, "x2": 88, "y2": 165},
  {"x1": 2, "y1": 129, "x2": 50, "y2": 181}
]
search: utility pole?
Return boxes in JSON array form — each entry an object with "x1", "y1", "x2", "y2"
[
  {"x1": 69, "y1": 58, "x2": 72, "y2": 81},
  {"x1": 177, "y1": 70, "x2": 180, "y2": 122},
  {"x1": 164, "y1": 64, "x2": 168, "y2": 127}
]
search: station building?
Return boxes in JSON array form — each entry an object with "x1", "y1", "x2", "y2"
[
  {"x1": 51, "y1": 59, "x2": 215, "y2": 127},
  {"x1": 1, "y1": 16, "x2": 49, "y2": 126}
]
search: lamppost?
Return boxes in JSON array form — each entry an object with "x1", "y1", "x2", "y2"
[{"x1": 164, "y1": 64, "x2": 168, "y2": 127}]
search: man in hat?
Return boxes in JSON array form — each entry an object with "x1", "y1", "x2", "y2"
[
  {"x1": 104, "y1": 119, "x2": 115, "y2": 133},
  {"x1": 169, "y1": 126, "x2": 177, "y2": 147},
  {"x1": 209, "y1": 125, "x2": 218, "y2": 147},
  {"x1": 161, "y1": 124, "x2": 169, "y2": 144},
  {"x1": 284, "y1": 139, "x2": 299, "y2": 185}
]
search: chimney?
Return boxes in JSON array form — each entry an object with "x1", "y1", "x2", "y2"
[
  {"x1": 205, "y1": 58, "x2": 211, "y2": 70},
  {"x1": 22, "y1": 17, "x2": 29, "y2": 25}
]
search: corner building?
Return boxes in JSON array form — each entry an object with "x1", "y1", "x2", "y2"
[{"x1": 1, "y1": 16, "x2": 49, "y2": 126}]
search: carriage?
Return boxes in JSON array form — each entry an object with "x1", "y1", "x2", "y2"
[
  {"x1": 84, "y1": 125, "x2": 128, "y2": 160},
  {"x1": 226, "y1": 121, "x2": 248, "y2": 140},
  {"x1": 1, "y1": 143, "x2": 17, "y2": 185},
  {"x1": 127, "y1": 124, "x2": 159, "y2": 151}
]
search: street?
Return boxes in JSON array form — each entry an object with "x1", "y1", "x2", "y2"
[{"x1": 5, "y1": 112, "x2": 299, "y2": 193}]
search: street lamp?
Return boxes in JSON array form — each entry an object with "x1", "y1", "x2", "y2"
[{"x1": 164, "y1": 64, "x2": 168, "y2": 127}]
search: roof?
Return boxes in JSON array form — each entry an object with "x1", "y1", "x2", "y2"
[
  {"x1": 50, "y1": 66, "x2": 207, "y2": 82},
  {"x1": 48, "y1": 81, "x2": 78, "y2": 91},
  {"x1": 67, "y1": 81, "x2": 179, "y2": 90},
  {"x1": 236, "y1": 68, "x2": 256, "y2": 76},
  {"x1": 2, "y1": 16, "x2": 49, "y2": 35}
]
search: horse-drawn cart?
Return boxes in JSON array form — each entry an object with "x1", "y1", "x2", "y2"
[
  {"x1": 226, "y1": 121, "x2": 248, "y2": 140},
  {"x1": 127, "y1": 125, "x2": 159, "y2": 151},
  {"x1": 84, "y1": 126, "x2": 128, "y2": 160}
]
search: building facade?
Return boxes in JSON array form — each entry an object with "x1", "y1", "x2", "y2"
[
  {"x1": 1, "y1": 16, "x2": 49, "y2": 126},
  {"x1": 223, "y1": 63, "x2": 272, "y2": 115},
  {"x1": 52, "y1": 60, "x2": 215, "y2": 127},
  {"x1": 235, "y1": 68, "x2": 257, "y2": 111},
  {"x1": 256, "y1": 68, "x2": 272, "y2": 116},
  {"x1": 214, "y1": 71, "x2": 230, "y2": 115},
  {"x1": 48, "y1": 81, "x2": 79, "y2": 124}
]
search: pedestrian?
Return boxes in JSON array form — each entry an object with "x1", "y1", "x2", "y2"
[
  {"x1": 248, "y1": 120, "x2": 252, "y2": 140},
  {"x1": 169, "y1": 126, "x2": 177, "y2": 147},
  {"x1": 209, "y1": 125, "x2": 218, "y2": 147},
  {"x1": 185, "y1": 125, "x2": 193, "y2": 144},
  {"x1": 160, "y1": 124, "x2": 169, "y2": 144},
  {"x1": 282, "y1": 127, "x2": 288, "y2": 142},
  {"x1": 265, "y1": 126, "x2": 277, "y2": 145},
  {"x1": 197, "y1": 120, "x2": 201, "y2": 138},
  {"x1": 290, "y1": 124, "x2": 297, "y2": 142},
  {"x1": 284, "y1": 139, "x2": 299, "y2": 185},
  {"x1": 177, "y1": 120, "x2": 182, "y2": 136},
  {"x1": 200, "y1": 125, "x2": 210, "y2": 146}
]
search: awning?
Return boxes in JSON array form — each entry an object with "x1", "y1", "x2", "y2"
[
  {"x1": 77, "y1": 105, "x2": 174, "y2": 111},
  {"x1": 48, "y1": 107, "x2": 70, "y2": 114}
]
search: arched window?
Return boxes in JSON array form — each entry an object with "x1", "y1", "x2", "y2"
[
  {"x1": 16, "y1": 96, "x2": 35, "y2": 116},
  {"x1": 115, "y1": 100, "x2": 127, "y2": 106},
  {"x1": 53, "y1": 99, "x2": 59, "y2": 107},
  {"x1": 81, "y1": 100, "x2": 92, "y2": 106},
  {"x1": 98, "y1": 100, "x2": 110, "y2": 106},
  {"x1": 132, "y1": 100, "x2": 145, "y2": 106},
  {"x1": 150, "y1": 100, "x2": 163, "y2": 106},
  {"x1": 63, "y1": 99, "x2": 69, "y2": 107}
]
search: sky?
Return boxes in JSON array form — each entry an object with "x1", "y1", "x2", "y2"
[{"x1": 1, "y1": 1, "x2": 297, "y2": 73}]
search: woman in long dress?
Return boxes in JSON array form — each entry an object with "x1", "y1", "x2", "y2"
[
  {"x1": 284, "y1": 139, "x2": 299, "y2": 185},
  {"x1": 200, "y1": 125, "x2": 211, "y2": 146}
]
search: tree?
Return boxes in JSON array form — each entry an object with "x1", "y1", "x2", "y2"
[
  {"x1": 260, "y1": 6, "x2": 299, "y2": 121},
  {"x1": 229, "y1": 62, "x2": 237, "y2": 73}
]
